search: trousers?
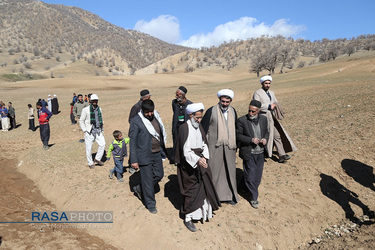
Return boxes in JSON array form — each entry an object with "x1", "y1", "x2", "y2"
[
  {"x1": 84, "y1": 132, "x2": 105, "y2": 166},
  {"x1": 139, "y1": 152, "x2": 164, "y2": 209},
  {"x1": 243, "y1": 153, "x2": 264, "y2": 201},
  {"x1": 40, "y1": 123, "x2": 50, "y2": 146}
]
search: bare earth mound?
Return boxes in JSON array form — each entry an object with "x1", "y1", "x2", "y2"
[{"x1": 1, "y1": 51, "x2": 375, "y2": 249}]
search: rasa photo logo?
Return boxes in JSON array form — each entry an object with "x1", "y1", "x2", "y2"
[{"x1": 31, "y1": 211, "x2": 113, "y2": 223}]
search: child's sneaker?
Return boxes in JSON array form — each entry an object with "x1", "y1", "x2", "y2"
[
  {"x1": 109, "y1": 170, "x2": 113, "y2": 179},
  {"x1": 118, "y1": 178, "x2": 124, "y2": 182}
]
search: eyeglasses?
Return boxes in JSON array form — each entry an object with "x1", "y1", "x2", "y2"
[{"x1": 248, "y1": 110, "x2": 258, "y2": 113}]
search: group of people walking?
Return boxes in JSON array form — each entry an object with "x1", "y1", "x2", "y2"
[{"x1": 2, "y1": 75, "x2": 296, "y2": 232}]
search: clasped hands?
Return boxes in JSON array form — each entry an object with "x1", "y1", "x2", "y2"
[{"x1": 251, "y1": 138, "x2": 267, "y2": 145}]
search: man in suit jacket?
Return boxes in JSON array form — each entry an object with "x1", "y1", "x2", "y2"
[
  {"x1": 236, "y1": 100, "x2": 269, "y2": 209},
  {"x1": 129, "y1": 99, "x2": 167, "y2": 214}
]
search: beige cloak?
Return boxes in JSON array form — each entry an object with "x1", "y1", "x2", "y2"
[{"x1": 253, "y1": 88, "x2": 297, "y2": 158}]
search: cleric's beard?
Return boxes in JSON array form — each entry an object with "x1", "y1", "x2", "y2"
[{"x1": 190, "y1": 118, "x2": 199, "y2": 129}]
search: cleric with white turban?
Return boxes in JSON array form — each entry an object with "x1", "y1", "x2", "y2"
[
  {"x1": 217, "y1": 89, "x2": 234, "y2": 100},
  {"x1": 186, "y1": 103, "x2": 204, "y2": 115},
  {"x1": 259, "y1": 75, "x2": 272, "y2": 83}
]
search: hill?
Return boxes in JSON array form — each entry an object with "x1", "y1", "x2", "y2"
[{"x1": 0, "y1": 0, "x2": 188, "y2": 74}]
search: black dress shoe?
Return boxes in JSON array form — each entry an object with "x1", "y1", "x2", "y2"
[
  {"x1": 278, "y1": 156, "x2": 286, "y2": 163},
  {"x1": 184, "y1": 220, "x2": 197, "y2": 232},
  {"x1": 229, "y1": 200, "x2": 237, "y2": 205}
]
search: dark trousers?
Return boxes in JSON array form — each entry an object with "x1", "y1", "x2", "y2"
[
  {"x1": 40, "y1": 123, "x2": 50, "y2": 146},
  {"x1": 9, "y1": 116, "x2": 16, "y2": 129},
  {"x1": 139, "y1": 152, "x2": 164, "y2": 209},
  {"x1": 243, "y1": 153, "x2": 264, "y2": 201},
  {"x1": 70, "y1": 113, "x2": 76, "y2": 124},
  {"x1": 29, "y1": 119, "x2": 35, "y2": 131}
]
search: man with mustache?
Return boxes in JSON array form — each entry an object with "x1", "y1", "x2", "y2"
[
  {"x1": 171, "y1": 86, "x2": 192, "y2": 165},
  {"x1": 201, "y1": 89, "x2": 239, "y2": 205},
  {"x1": 236, "y1": 100, "x2": 269, "y2": 209},
  {"x1": 129, "y1": 99, "x2": 167, "y2": 214}
]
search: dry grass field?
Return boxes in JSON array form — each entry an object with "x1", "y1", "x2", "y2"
[{"x1": 1, "y1": 51, "x2": 375, "y2": 249}]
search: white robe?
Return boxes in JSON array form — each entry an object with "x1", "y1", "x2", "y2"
[{"x1": 184, "y1": 120, "x2": 212, "y2": 221}]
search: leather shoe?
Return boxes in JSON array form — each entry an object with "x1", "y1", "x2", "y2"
[
  {"x1": 94, "y1": 159, "x2": 104, "y2": 166},
  {"x1": 229, "y1": 200, "x2": 237, "y2": 205},
  {"x1": 284, "y1": 154, "x2": 291, "y2": 160},
  {"x1": 250, "y1": 200, "x2": 259, "y2": 209},
  {"x1": 148, "y1": 207, "x2": 157, "y2": 214},
  {"x1": 278, "y1": 156, "x2": 286, "y2": 163},
  {"x1": 184, "y1": 220, "x2": 197, "y2": 232}
]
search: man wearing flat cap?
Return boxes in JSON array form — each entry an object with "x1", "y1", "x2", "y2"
[
  {"x1": 171, "y1": 86, "x2": 193, "y2": 164},
  {"x1": 175, "y1": 103, "x2": 220, "y2": 232},
  {"x1": 253, "y1": 75, "x2": 297, "y2": 163},
  {"x1": 236, "y1": 100, "x2": 269, "y2": 209},
  {"x1": 201, "y1": 89, "x2": 239, "y2": 205},
  {"x1": 128, "y1": 89, "x2": 151, "y2": 123}
]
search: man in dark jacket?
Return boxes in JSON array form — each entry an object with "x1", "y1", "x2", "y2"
[
  {"x1": 171, "y1": 86, "x2": 192, "y2": 164},
  {"x1": 236, "y1": 100, "x2": 269, "y2": 209},
  {"x1": 129, "y1": 99, "x2": 167, "y2": 214},
  {"x1": 128, "y1": 89, "x2": 151, "y2": 123},
  {"x1": 8, "y1": 102, "x2": 16, "y2": 130}
]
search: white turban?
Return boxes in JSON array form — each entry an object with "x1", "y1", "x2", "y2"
[
  {"x1": 260, "y1": 75, "x2": 272, "y2": 83},
  {"x1": 217, "y1": 89, "x2": 234, "y2": 100},
  {"x1": 186, "y1": 103, "x2": 204, "y2": 114}
]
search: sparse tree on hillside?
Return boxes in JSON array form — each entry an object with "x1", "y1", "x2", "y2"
[
  {"x1": 45, "y1": 66, "x2": 50, "y2": 71},
  {"x1": 20, "y1": 67, "x2": 25, "y2": 73},
  {"x1": 162, "y1": 67, "x2": 168, "y2": 73},
  {"x1": 8, "y1": 48, "x2": 15, "y2": 55},
  {"x1": 250, "y1": 51, "x2": 266, "y2": 77},
  {"x1": 345, "y1": 44, "x2": 356, "y2": 56},
  {"x1": 170, "y1": 63, "x2": 175, "y2": 72},
  {"x1": 297, "y1": 61, "x2": 305, "y2": 68},
  {"x1": 24, "y1": 62, "x2": 32, "y2": 69},
  {"x1": 51, "y1": 71, "x2": 55, "y2": 78},
  {"x1": 154, "y1": 67, "x2": 158, "y2": 74},
  {"x1": 56, "y1": 56, "x2": 61, "y2": 62},
  {"x1": 1, "y1": 62, "x2": 8, "y2": 67},
  {"x1": 278, "y1": 44, "x2": 297, "y2": 74}
]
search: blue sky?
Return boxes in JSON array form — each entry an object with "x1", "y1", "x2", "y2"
[{"x1": 42, "y1": 0, "x2": 375, "y2": 48}]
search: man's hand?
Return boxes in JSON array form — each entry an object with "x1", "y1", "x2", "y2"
[
  {"x1": 131, "y1": 163, "x2": 139, "y2": 170},
  {"x1": 252, "y1": 138, "x2": 260, "y2": 144},
  {"x1": 270, "y1": 103, "x2": 276, "y2": 110},
  {"x1": 260, "y1": 138, "x2": 267, "y2": 145},
  {"x1": 198, "y1": 157, "x2": 208, "y2": 168}
]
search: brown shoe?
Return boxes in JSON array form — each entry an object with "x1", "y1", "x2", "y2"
[{"x1": 94, "y1": 159, "x2": 104, "y2": 166}]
